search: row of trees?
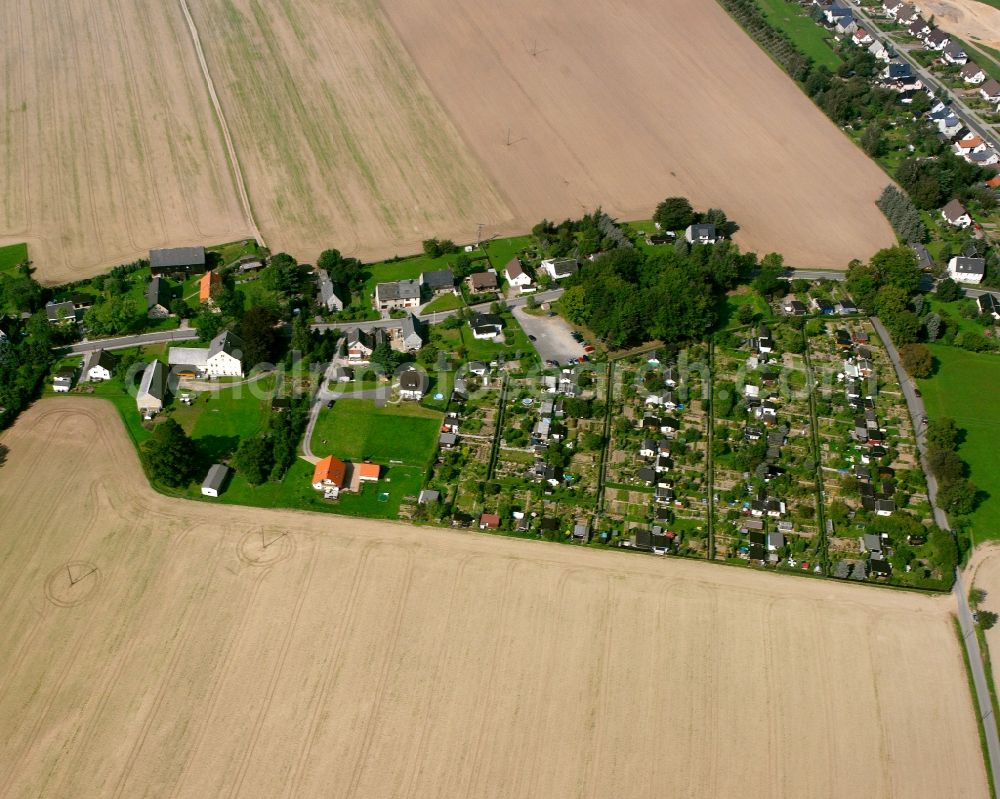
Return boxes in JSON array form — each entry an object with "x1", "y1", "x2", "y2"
[
  {"x1": 925, "y1": 417, "x2": 979, "y2": 517},
  {"x1": 234, "y1": 400, "x2": 309, "y2": 485},
  {"x1": 877, "y1": 185, "x2": 928, "y2": 244}
]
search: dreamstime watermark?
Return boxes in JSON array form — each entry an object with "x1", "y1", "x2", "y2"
[{"x1": 118, "y1": 345, "x2": 880, "y2": 409}]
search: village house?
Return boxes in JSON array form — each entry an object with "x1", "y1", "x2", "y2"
[
  {"x1": 81, "y1": 349, "x2": 116, "y2": 382},
  {"x1": 52, "y1": 367, "x2": 75, "y2": 393},
  {"x1": 149, "y1": 246, "x2": 206, "y2": 278},
  {"x1": 943, "y1": 41, "x2": 967, "y2": 64},
  {"x1": 941, "y1": 198, "x2": 973, "y2": 228},
  {"x1": 201, "y1": 464, "x2": 230, "y2": 497},
  {"x1": 168, "y1": 330, "x2": 245, "y2": 377},
  {"x1": 316, "y1": 269, "x2": 345, "y2": 313},
  {"x1": 343, "y1": 327, "x2": 381, "y2": 362},
  {"x1": 357, "y1": 463, "x2": 380, "y2": 483},
  {"x1": 45, "y1": 300, "x2": 78, "y2": 325},
  {"x1": 868, "y1": 39, "x2": 891, "y2": 62},
  {"x1": 312, "y1": 454, "x2": 347, "y2": 497},
  {"x1": 982, "y1": 79, "x2": 1000, "y2": 103},
  {"x1": 947, "y1": 255, "x2": 986, "y2": 284},
  {"x1": 391, "y1": 314, "x2": 424, "y2": 352},
  {"x1": 374, "y1": 279, "x2": 421, "y2": 312},
  {"x1": 684, "y1": 223, "x2": 717, "y2": 244},
  {"x1": 419, "y1": 268, "x2": 455, "y2": 297},
  {"x1": 539, "y1": 258, "x2": 579, "y2": 281},
  {"x1": 470, "y1": 312, "x2": 504, "y2": 340},
  {"x1": 924, "y1": 28, "x2": 949, "y2": 51},
  {"x1": 956, "y1": 134, "x2": 987, "y2": 158},
  {"x1": 504, "y1": 258, "x2": 533, "y2": 291},
  {"x1": 136, "y1": 360, "x2": 166, "y2": 416},
  {"x1": 397, "y1": 367, "x2": 427, "y2": 401},
  {"x1": 146, "y1": 277, "x2": 172, "y2": 318},
  {"x1": 962, "y1": 62, "x2": 987, "y2": 84},
  {"x1": 852, "y1": 27, "x2": 873, "y2": 46},
  {"x1": 977, "y1": 292, "x2": 1000, "y2": 319},
  {"x1": 466, "y1": 270, "x2": 499, "y2": 293},
  {"x1": 199, "y1": 271, "x2": 222, "y2": 306}
]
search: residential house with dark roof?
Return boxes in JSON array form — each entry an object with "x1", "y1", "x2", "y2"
[
  {"x1": 149, "y1": 246, "x2": 206, "y2": 277},
  {"x1": 466, "y1": 271, "x2": 499, "y2": 293},
  {"x1": 419, "y1": 268, "x2": 455, "y2": 297},
  {"x1": 374, "y1": 279, "x2": 421, "y2": 312},
  {"x1": 146, "y1": 277, "x2": 172, "y2": 318}
]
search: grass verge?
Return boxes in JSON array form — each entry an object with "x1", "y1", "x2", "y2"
[{"x1": 954, "y1": 615, "x2": 997, "y2": 797}]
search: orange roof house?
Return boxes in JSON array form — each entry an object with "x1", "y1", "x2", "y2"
[
  {"x1": 357, "y1": 463, "x2": 380, "y2": 482},
  {"x1": 312, "y1": 455, "x2": 347, "y2": 489},
  {"x1": 479, "y1": 513, "x2": 500, "y2": 529},
  {"x1": 200, "y1": 271, "x2": 222, "y2": 304},
  {"x1": 987, "y1": 174, "x2": 1000, "y2": 190}
]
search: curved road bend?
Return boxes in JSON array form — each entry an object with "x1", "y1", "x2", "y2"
[{"x1": 872, "y1": 316, "x2": 1000, "y2": 792}]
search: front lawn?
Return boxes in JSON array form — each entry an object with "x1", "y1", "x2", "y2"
[
  {"x1": 0, "y1": 242, "x2": 28, "y2": 275},
  {"x1": 422, "y1": 293, "x2": 464, "y2": 314},
  {"x1": 311, "y1": 398, "x2": 442, "y2": 466},
  {"x1": 919, "y1": 346, "x2": 1000, "y2": 543}
]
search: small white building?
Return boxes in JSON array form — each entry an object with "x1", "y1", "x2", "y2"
[
  {"x1": 81, "y1": 349, "x2": 116, "y2": 382},
  {"x1": 539, "y1": 258, "x2": 579, "y2": 281},
  {"x1": 201, "y1": 464, "x2": 230, "y2": 497},
  {"x1": 947, "y1": 256, "x2": 986, "y2": 284},
  {"x1": 504, "y1": 258, "x2": 533, "y2": 290},
  {"x1": 684, "y1": 223, "x2": 717, "y2": 244},
  {"x1": 941, "y1": 199, "x2": 973, "y2": 229},
  {"x1": 53, "y1": 368, "x2": 75, "y2": 393}
]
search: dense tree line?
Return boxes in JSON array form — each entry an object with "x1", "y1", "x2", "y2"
[
  {"x1": 556, "y1": 210, "x2": 756, "y2": 348},
  {"x1": 846, "y1": 245, "x2": 923, "y2": 344},
  {"x1": 896, "y1": 152, "x2": 992, "y2": 211},
  {"x1": 925, "y1": 418, "x2": 979, "y2": 517},
  {"x1": 0, "y1": 315, "x2": 55, "y2": 430},
  {"x1": 716, "y1": 0, "x2": 812, "y2": 80},
  {"x1": 234, "y1": 398, "x2": 309, "y2": 485},
  {"x1": 876, "y1": 186, "x2": 927, "y2": 244},
  {"x1": 532, "y1": 210, "x2": 632, "y2": 259}
]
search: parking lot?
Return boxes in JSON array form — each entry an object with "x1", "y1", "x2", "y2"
[{"x1": 512, "y1": 306, "x2": 587, "y2": 364}]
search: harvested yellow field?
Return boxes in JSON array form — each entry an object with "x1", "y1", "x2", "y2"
[
  {"x1": 967, "y1": 543, "x2": 1000, "y2": 694},
  {"x1": 184, "y1": 0, "x2": 512, "y2": 265},
  {"x1": 0, "y1": 400, "x2": 987, "y2": 798},
  {"x1": 0, "y1": 0, "x2": 253, "y2": 283},
  {"x1": 381, "y1": 0, "x2": 896, "y2": 268}
]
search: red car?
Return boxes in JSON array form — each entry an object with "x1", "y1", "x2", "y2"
[{"x1": 583, "y1": 345, "x2": 595, "y2": 354}]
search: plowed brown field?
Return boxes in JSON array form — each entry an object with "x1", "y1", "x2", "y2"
[{"x1": 0, "y1": 400, "x2": 986, "y2": 798}]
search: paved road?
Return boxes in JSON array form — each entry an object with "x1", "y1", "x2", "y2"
[
  {"x1": 852, "y1": 5, "x2": 1000, "y2": 152},
  {"x1": 66, "y1": 327, "x2": 198, "y2": 353},
  {"x1": 872, "y1": 316, "x2": 1000, "y2": 792}
]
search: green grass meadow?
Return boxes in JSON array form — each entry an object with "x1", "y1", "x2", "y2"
[
  {"x1": 311, "y1": 398, "x2": 442, "y2": 466},
  {"x1": 0, "y1": 242, "x2": 28, "y2": 275},
  {"x1": 919, "y1": 346, "x2": 1000, "y2": 542},
  {"x1": 756, "y1": 0, "x2": 841, "y2": 69}
]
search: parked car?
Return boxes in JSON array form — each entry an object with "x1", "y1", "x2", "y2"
[{"x1": 583, "y1": 345, "x2": 595, "y2": 354}]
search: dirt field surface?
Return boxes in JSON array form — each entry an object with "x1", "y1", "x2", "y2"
[
  {"x1": 0, "y1": 0, "x2": 253, "y2": 284},
  {"x1": 184, "y1": 0, "x2": 511, "y2": 266},
  {"x1": 921, "y1": 0, "x2": 1000, "y2": 49},
  {"x1": 0, "y1": 399, "x2": 987, "y2": 798},
  {"x1": 380, "y1": 0, "x2": 895, "y2": 269}
]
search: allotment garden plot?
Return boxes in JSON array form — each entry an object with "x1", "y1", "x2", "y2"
[
  {"x1": 711, "y1": 324, "x2": 824, "y2": 569},
  {"x1": 604, "y1": 348, "x2": 710, "y2": 556},
  {"x1": 809, "y1": 318, "x2": 952, "y2": 589}
]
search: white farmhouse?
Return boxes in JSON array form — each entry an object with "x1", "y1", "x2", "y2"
[
  {"x1": 81, "y1": 349, "x2": 116, "y2": 382},
  {"x1": 947, "y1": 256, "x2": 986, "y2": 284},
  {"x1": 941, "y1": 199, "x2": 973, "y2": 229},
  {"x1": 504, "y1": 258, "x2": 533, "y2": 290},
  {"x1": 539, "y1": 258, "x2": 579, "y2": 280},
  {"x1": 168, "y1": 330, "x2": 245, "y2": 378}
]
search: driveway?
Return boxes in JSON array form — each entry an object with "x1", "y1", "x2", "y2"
[{"x1": 511, "y1": 306, "x2": 586, "y2": 364}]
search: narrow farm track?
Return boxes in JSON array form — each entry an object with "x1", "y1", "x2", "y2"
[{"x1": 176, "y1": 0, "x2": 263, "y2": 250}]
